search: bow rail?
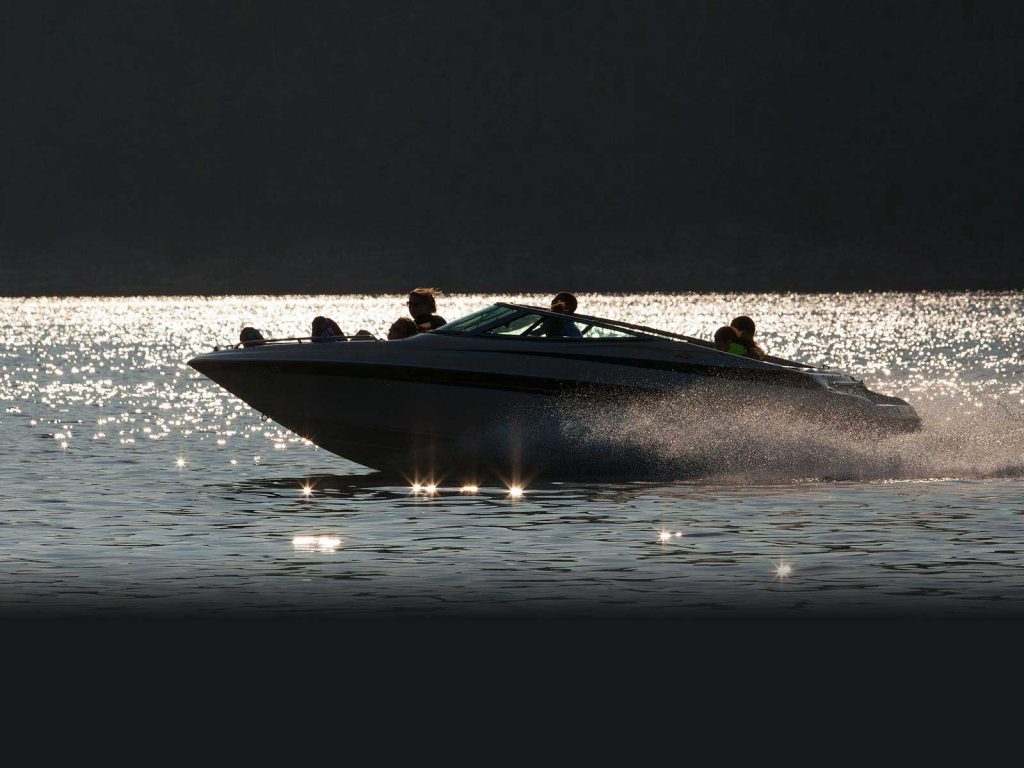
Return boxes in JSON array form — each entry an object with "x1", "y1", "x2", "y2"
[{"x1": 214, "y1": 333, "x2": 380, "y2": 351}]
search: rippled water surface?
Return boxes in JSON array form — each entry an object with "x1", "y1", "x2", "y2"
[{"x1": 2, "y1": 292, "x2": 1023, "y2": 616}]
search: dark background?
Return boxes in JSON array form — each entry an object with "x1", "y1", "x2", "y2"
[{"x1": 2, "y1": 0, "x2": 1022, "y2": 295}]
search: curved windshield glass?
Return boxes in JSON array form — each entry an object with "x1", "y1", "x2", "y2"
[
  {"x1": 487, "y1": 313, "x2": 545, "y2": 335},
  {"x1": 486, "y1": 314, "x2": 642, "y2": 338},
  {"x1": 438, "y1": 304, "x2": 644, "y2": 339},
  {"x1": 580, "y1": 324, "x2": 638, "y2": 338},
  {"x1": 435, "y1": 305, "x2": 518, "y2": 333}
]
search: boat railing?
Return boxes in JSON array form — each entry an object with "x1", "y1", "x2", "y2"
[{"x1": 214, "y1": 334, "x2": 380, "y2": 351}]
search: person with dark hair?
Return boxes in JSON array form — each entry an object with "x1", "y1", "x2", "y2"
[
  {"x1": 542, "y1": 291, "x2": 583, "y2": 338},
  {"x1": 551, "y1": 292, "x2": 578, "y2": 314},
  {"x1": 351, "y1": 329, "x2": 375, "y2": 341},
  {"x1": 311, "y1": 315, "x2": 345, "y2": 342},
  {"x1": 730, "y1": 315, "x2": 765, "y2": 359},
  {"x1": 239, "y1": 326, "x2": 265, "y2": 348},
  {"x1": 387, "y1": 317, "x2": 419, "y2": 340},
  {"x1": 407, "y1": 288, "x2": 446, "y2": 331},
  {"x1": 714, "y1": 325, "x2": 747, "y2": 355}
]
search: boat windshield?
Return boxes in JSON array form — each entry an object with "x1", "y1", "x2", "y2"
[
  {"x1": 436, "y1": 303, "x2": 820, "y2": 368},
  {"x1": 436, "y1": 304, "x2": 642, "y2": 339},
  {"x1": 435, "y1": 305, "x2": 519, "y2": 333}
]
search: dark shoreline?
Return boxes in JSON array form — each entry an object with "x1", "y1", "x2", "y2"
[{"x1": 3, "y1": 235, "x2": 1021, "y2": 297}]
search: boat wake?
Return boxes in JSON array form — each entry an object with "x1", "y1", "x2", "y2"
[{"x1": 555, "y1": 391, "x2": 1024, "y2": 484}]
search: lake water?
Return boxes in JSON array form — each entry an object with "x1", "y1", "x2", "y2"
[{"x1": 1, "y1": 292, "x2": 1022, "y2": 617}]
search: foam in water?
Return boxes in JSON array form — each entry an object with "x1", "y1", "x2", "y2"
[{"x1": 559, "y1": 393, "x2": 1024, "y2": 483}]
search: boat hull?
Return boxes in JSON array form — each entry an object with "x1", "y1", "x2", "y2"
[
  {"x1": 190, "y1": 357, "x2": 555, "y2": 475},
  {"x1": 189, "y1": 335, "x2": 921, "y2": 478}
]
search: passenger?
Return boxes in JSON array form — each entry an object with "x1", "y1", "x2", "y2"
[
  {"x1": 407, "y1": 288, "x2": 446, "y2": 332},
  {"x1": 730, "y1": 315, "x2": 765, "y2": 359},
  {"x1": 542, "y1": 291, "x2": 584, "y2": 338},
  {"x1": 239, "y1": 326, "x2": 266, "y2": 348},
  {"x1": 351, "y1": 329, "x2": 375, "y2": 341},
  {"x1": 714, "y1": 325, "x2": 748, "y2": 355},
  {"x1": 551, "y1": 291, "x2": 578, "y2": 314},
  {"x1": 387, "y1": 317, "x2": 419, "y2": 340},
  {"x1": 311, "y1": 315, "x2": 345, "y2": 342}
]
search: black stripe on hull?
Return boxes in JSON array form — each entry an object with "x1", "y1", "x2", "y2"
[
  {"x1": 470, "y1": 349, "x2": 819, "y2": 387},
  {"x1": 194, "y1": 358, "x2": 644, "y2": 396}
]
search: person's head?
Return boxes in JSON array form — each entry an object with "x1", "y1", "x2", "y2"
[
  {"x1": 407, "y1": 287, "x2": 441, "y2": 317},
  {"x1": 714, "y1": 325, "x2": 740, "y2": 352},
  {"x1": 731, "y1": 315, "x2": 756, "y2": 340},
  {"x1": 239, "y1": 326, "x2": 264, "y2": 347},
  {"x1": 388, "y1": 317, "x2": 419, "y2": 340},
  {"x1": 311, "y1": 316, "x2": 329, "y2": 336},
  {"x1": 551, "y1": 292, "x2": 578, "y2": 314}
]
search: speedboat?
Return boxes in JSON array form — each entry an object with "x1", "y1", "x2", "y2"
[{"x1": 189, "y1": 303, "x2": 921, "y2": 478}]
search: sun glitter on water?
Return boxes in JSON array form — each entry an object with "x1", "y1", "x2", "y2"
[
  {"x1": 774, "y1": 560, "x2": 794, "y2": 580},
  {"x1": 1, "y1": 293, "x2": 1024, "y2": 619},
  {"x1": 292, "y1": 535, "x2": 341, "y2": 553}
]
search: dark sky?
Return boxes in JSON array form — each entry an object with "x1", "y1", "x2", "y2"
[{"x1": 2, "y1": 1, "x2": 1023, "y2": 291}]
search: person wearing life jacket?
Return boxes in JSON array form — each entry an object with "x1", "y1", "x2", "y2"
[
  {"x1": 730, "y1": 315, "x2": 765, "y2": 359},
  {"x1": 407, "y1": 288, "x2": 446, "y2": 331},
  {"x1": 239, "y1": 326, "x2": 266, "y2": 347},
  {"x1": 541, "y1": 291, "x2": 584, "y2": 338},
  {"x1": 311, "y1": 315, "x2": 345, "y2": 342},
  {"x1": 714, "y1": 325, "x2": 748, "y2": 355}
]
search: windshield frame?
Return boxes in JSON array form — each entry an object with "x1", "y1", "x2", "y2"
[{"x1": 434, "y1": 302, "x2": 819, "y2": 369}]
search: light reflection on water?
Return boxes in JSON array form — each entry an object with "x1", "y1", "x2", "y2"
[
  {"x1": 0, "y1": 292, "x2": 1023, "y2": 616},
  {"x1": 292, "y1": 535, "x2": 342, "y2": 553}
]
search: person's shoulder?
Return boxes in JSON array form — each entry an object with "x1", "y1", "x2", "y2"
[{"x1": 415, "y1": 314, "x2": 446, "y2": 332}]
